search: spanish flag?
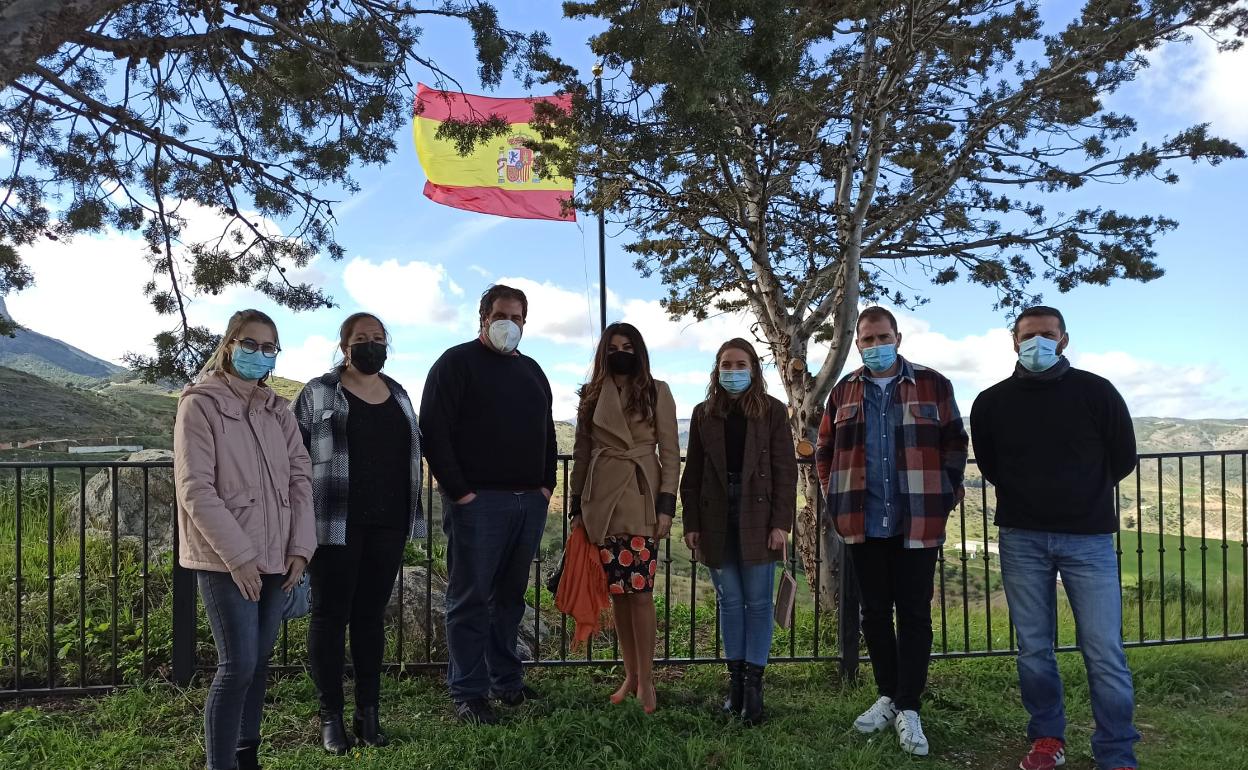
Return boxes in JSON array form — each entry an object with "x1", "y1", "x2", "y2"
[{"x1": 413, "y1": 83, "x2": 576, "y2": 222}]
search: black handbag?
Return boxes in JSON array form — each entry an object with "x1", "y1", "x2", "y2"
[{"x1": 545, "y1": 550, "x2": 566, "y2": 595}]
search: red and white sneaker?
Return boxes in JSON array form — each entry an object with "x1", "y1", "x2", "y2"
[{"x1": 1019, "y1": 737, "x2": 1066, "y2": 770}]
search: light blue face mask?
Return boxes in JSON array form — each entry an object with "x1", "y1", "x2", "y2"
[
  {"x1": 861, "y1": 343, "x2": 897, "y2": 373},
  {"x1": 1018, "y1": 336, "x2": 1060, "y2": 372},
  {"x1": 719, "y1": 369, "x2": 751, "y2": 394},
  {"x1": 231, "y1": 347, "x2": 276, "y2": 381}
]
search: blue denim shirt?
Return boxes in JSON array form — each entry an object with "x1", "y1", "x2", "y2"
[{"x1": 863, "y1": 374, "x2": 902, "y2": 538}]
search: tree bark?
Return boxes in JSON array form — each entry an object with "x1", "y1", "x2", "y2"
[
  {"x1": 0, "y1": 0, "x2": 128, "y2": 90},
  {"x1": 764, "y1": 282, "x2": 856, "y2": 617}
]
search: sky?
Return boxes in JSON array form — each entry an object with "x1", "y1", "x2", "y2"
[{"x1": 7, "y1": 3, "x2": 1248, "y2": 422}]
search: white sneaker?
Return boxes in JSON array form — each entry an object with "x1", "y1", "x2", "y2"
[
  {"x1": 853, "y1": 696, "x2": 898, "y2": 733},
  {"x1": 895, "y1": 710, "x2": 930, "y2": 756}
]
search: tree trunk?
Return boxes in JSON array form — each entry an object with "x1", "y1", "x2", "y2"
[
  {"x1": 771, "y1": 329, "x2": 852, "y2": 617},
  {"x1": 0, "y1": 0, "x2": 128, "y2": 90}
]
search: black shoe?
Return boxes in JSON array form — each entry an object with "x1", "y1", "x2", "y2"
[
  {"x1": 236, "y1": 739, "x2": 261, "y2": 770},
  {"x1": 493, "y1": 684, "x2": 540, "y2": 707},
  {"x1": 454, "y1": 698, "x2": 499, "y2": 725},
  {"x1": 723, "y1": 660, "x2": 746, "y2": 716},
  {"x1": 742, "y1": 663, "x2": 766, "y2": 726},
  {"x1": 319, "y1": 712, "x2": 354, "y2": 755},
  {"x1": 353, "y1": 706, "x2": 389, "y2": 747}
]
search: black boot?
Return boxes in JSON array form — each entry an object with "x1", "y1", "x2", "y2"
[
  {"x1": 741, "y1": 663, "x2": 766, "y2": 726},
  {"x1": 235, "y1": 739, "x2": 261, "y2": 770},
  {"x1": 353, "y1": 705, "x2": 389, "y2": 747},
  {"x1": 722, "y1": 660, "x2": 746, "y2": 716},
  {"x1": 319, "y1": 711, "x2": 354, "y2": 755}
]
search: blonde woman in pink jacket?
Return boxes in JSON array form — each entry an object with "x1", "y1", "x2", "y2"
[{"x1": 174, "y1": 309, "x2": 316, "y2": 770}]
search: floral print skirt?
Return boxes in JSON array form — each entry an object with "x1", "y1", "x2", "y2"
[{"x1": 599, "y1": 534, "x2": 658, "y2": 595}]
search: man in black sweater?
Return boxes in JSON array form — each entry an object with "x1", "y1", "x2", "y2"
[
  {"x1": 420, "y1": 284, "x2": 557, "y2": 725},
  {"x1": 970, "y1": 306, "x2": 1139, "y2": 770}
]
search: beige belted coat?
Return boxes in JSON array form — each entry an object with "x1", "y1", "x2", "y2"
[{"x1": 570, "y1": 378, "x2": 680, "y2": 544}]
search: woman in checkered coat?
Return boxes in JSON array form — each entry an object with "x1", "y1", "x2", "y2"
[{"x1": 292, "y1": 313, "x2": 424, "y2": 755}]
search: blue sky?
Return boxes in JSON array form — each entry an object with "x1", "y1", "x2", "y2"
[{"x1": 8, "y1": 3, "x2": 1248, "y2": 421}]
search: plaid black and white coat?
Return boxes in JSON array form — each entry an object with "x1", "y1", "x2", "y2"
[{"x1": 292, "y1": 370, "x2": 426, "y2": 545}]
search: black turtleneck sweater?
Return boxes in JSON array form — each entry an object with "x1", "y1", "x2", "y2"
[{"x1": 970, "y1": 364, "x2": 1136, "y2": 534}]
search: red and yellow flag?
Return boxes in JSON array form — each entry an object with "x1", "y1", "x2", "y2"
[{"x1": 413, "y1": 84, "x2": 575, "y2": 222}]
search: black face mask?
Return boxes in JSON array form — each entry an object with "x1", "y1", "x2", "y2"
[
  {"x1": 606, "y1": 350, "x2": 638, "y2": 376},
  {"x1": 349, "y1": 341, "x2": 388, "y2": 375}
]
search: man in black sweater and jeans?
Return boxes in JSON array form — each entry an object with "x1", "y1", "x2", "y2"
[
  {"x1": 420, "y1": 284, "x2": 557, "y2": 725},
  {"x1": 971, "y1": 306, "x2": 1139, "y2": 770}
]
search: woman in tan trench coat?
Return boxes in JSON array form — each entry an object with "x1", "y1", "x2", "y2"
[{"x1": 569, "y1": 322, "x2": 679, "y2": 714}]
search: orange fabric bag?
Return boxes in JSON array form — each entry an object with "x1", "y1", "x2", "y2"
[{"x1": 554, "y1": 526, "x2": 611, "y2": 647}]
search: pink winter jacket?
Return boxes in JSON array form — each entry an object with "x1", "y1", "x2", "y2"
[{"x1": 174, "y1": 371, "x2": 316, "y2": 574}]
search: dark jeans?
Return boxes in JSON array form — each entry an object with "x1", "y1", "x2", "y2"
[
  {"x1": 442, "y1": 489, "x2": 548, "y2": 701},
  {"x1": 307, "y1": 521, "x2": 406, "y2": 713},
  {"x1": 998, "y1": 527, "x2": 1139, "y2": 769},
  {"x1": 847, "y1": 536, "x2": 939, "y2": 712},
  {"x1": 197, "y1": 570, "x2": 285, "y2": 770}
]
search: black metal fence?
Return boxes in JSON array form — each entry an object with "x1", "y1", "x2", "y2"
[{"x1": 1, "y1": 450, "x2": 1244, "y2": 697}]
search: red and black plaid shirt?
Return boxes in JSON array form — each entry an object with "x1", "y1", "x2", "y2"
[{"x1": 815, "y1": 357, "x2": 968, "y2": 548}]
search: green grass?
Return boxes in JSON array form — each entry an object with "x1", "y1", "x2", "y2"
[
  {"x1": 1118, "y1": 530, "x2": 1246, "y2": 583},
  {"x1": 3, "y1": 643, "x2": 1247, "y2": 769}
]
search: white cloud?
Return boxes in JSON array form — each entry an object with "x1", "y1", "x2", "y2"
[
  {"x1": 7, "y1": 228, "x2": 163, "y2": 365},
  {"x1": 342, "y1": 258, "x2": 463, "y2": 328},
  {"x1": 1139, "y1": 31, "x2": 1248, "y2": 140},
  {"x1": 889, "y1": 313, "x2": 1019, "y2": 395},
  {"x1": 495, "y1": 275, "x2": 598, "y2": 350},
  {"x1": 276, "y1": 333, "x2": 338, "y2": 382},
  {"x1": 616, "y1": 296, "x2": 757, "y2": 353},
  {"x1": 1072, "y1": 351, "x2": 1244, "y2": 419},
  {"x1": 6, "y1": 200, "x2": 336, "y2": 366},
  {"x1": 550, "y1": 378, "x2": 581, "y2": 421}
]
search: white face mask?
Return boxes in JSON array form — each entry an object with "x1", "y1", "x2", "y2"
[{"x1": 487, "y1": 319, "x2": 523, "y2": 354}]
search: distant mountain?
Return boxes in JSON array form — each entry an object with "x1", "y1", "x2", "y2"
[
  {"x1": 0, "y1": 296, "x2": 125, "y2": 385},
  {"x1": 1131, "y1": 416, "x2": 1248, "y2": 454}
]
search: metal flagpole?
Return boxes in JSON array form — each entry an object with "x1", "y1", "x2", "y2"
[{"x1": 593, "y1": 63, "x2": 607, "y2": 333}]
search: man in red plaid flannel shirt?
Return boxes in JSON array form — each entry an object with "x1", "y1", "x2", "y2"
[{"x1": 816, "y1": 307, "x2": 968, "y2": 757}]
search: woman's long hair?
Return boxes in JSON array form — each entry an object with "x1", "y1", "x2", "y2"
[
  {"x1": 577, "y1": 322, "x2": 657, "y2": 424},
  {"x1": 199, "y1": 309, "x2": 280, "y2": 381},
  {"x1": 706, "y1": 338, "x2": 768, "y2": 420}
]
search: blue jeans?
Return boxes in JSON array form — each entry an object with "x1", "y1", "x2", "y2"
[
  {"x1": 197, "y1": 570, "x2": 285, "y2": 770},
  {"x1": 442, "y1": 490, "x2": 548, "y2": 701},
  {"x1": 998, "y1": 527, "x2": 1139, "y2": 770},
  {"x1": 710, "y1": 554, "x2": 776, "y2": 666}
]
